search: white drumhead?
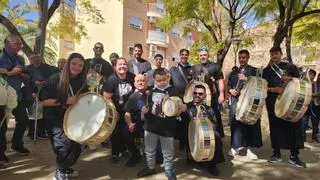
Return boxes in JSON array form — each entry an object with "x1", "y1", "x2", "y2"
[{"x1": 65, "y1": 93, "x2": 106, "y2": 142}]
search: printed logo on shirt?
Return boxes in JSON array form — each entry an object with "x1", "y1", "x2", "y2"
[
  {"x1": 118, "y1": 82, "x2": 133, "y2": 97},
  {"x1": 151, "y1": 92, "x2": 168, "y2": 117}
]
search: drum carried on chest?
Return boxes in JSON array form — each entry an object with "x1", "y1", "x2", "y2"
[
  {"x1": 188, "y1": 117, "x2": 215, "y2": 162},
  {"x1": 275, "y1": 78, "x2": 312, "y2": 122},
  {"x1": 236, "y1": 77, "x2": 268, "y2": 125},
  {"x1": 162, "y1": 96, "x2": 183, "y2": 117},
  {"x1": 63, "y1": 92, "x2": 118, "y2": 144}
]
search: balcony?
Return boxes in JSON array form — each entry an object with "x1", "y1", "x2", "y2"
[
  {"x1": 147, "y1": 3, "x2": 165, "y2": 18},
  {"x1": 146, "y1": 30, "x2": 169, "y2": 48}
]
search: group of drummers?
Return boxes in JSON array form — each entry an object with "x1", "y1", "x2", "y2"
[{"x1": 1, "y1": 34, "x2": 320, "y2": 180}]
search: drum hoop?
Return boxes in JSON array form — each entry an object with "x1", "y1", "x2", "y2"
[
  {"x1": 275, "y1": 78, "x2": 312, "y2": 122},
  {"x1": 236, "y1": 77, "x2": 268, "y2": 124},
  {"x1": 63, "y1": 92, "x2": 118, "y2": 144},
  {"x1": 188, "y1": 118, "x2": 215, "y2": 162},
  {"x1": 162, "y1": 96, "x2": 182, "y2": 117}
]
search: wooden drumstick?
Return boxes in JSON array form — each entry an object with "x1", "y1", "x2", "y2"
[{"x1": 145, "y1": 90, "x2": 150, "y2": 107}]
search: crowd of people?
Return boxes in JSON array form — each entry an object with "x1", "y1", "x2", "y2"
[{"x1": 0, "y1": 34, "x2": 320, "y2": 180}]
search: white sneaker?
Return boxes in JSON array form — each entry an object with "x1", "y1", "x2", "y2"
[
  {"x1": 246, "y1": 149, "x2": 258, "y2": 160},
  {"x1": 228, "y1": 148, "x2": 239, "y2": 157}
]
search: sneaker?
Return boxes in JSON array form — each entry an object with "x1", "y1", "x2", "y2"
[
  {"x1": 246, "y1": 149, "x2": 258, "y2": 160},
  {"x1": 228, "y1": 148, "x2": 238, "y2": 157},
  {"x1": 288, "y1": 157, "x2": 306, "y2": 168},
  {"x1": 53, "y1": 169, "x2": 68, "y2": 180},
  {"x1": 137, "y1": 167, "x2": 156, "y2": 177},
  {"x1": 268, "y1": 154, "x2": 282, "y2": 163},
  {"x1": 125, "y1": 154, "x2": 141, "y2": 167},
  {"x1": 0, "y1": 153, "x2": 9, "y2": 166},
  {"x1": 66, "y1": 168, "x2": 79, "y2": 177},
  {"x1": 165, "y1": 170, "x2": 177, "y2": 180},
  {"x1": 206, "y1": 165, "x2": 220, "y2": 176},
  {"x1": 11, "y1": 146, "x2": 30, "y2": 156}
]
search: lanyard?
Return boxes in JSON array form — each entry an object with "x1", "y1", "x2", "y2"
[{"x1": 270, "y1": 63, "x2": 284, "y2": 79}]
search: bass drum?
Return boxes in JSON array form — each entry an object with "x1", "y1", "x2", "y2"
[
  {"x1": 184, "y1": 80, "x2": 211, "y2": 106},
  {"x1": 162, "y1": 96, "x2": 183, "y2": 117},
  {"x1": 236, "y1": 77, "x2": 268, "y2": 125},
  {"x1": 63, "y1": 92, "x2": 118, "y2": 144},
  {"x1": 188, "y1": 117, "x2": 215, "y2": 162},
  {"x1": 275, "y1": 78, "x2": 312, "y2": 122}
]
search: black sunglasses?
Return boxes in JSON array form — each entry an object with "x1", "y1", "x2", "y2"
[
  {"x1": 94, "y1": 46, "x2": 103, "y2": 50},
  {"x1": 193, "y1": 92, "x2": 204, "y2": 96}
]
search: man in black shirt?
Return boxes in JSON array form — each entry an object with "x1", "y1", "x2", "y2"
[
  {"x1": 85, "y1": 42, "x2": 114, "y2": 90},
  {"x1": 127, "y1": 43, "x2": 151, "y2": 75},
  {"x1": 263, "y1": 46, "x2": 306, "y2": 168},
  {"x1": 190, "y1": 48, "x2": 225, "y2": 137}
]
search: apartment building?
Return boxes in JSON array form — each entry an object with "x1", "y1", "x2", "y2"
[{"x1": 53, "y1": 0, "x2": 199, "y2": 68}]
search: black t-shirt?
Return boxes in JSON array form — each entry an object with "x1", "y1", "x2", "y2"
[
  {"x1": 191, "y1": 62, "x2": 224, "y2": 94},
  {"x1": 144, "y1": 85, "x2": 179, "y2": 137},
  {"x1": 263, "y1": 62, "x2": 300, "y2": 88},
  {"x1": 39, "y1": 73, "x2": 87, "y2": 126},
  {"x1": 102, "y1": 72, "x2": 135, "y2": 113},
  {"x1": 85, "y1": 57, "x2": 114, "y2": 78},
  {"x1": 123, "y1": 91, "x2": 145, "y2": 123}
]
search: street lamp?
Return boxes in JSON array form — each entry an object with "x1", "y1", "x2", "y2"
[{"x1": 232, "y1": 35, "x2": 242, "y2": 67}]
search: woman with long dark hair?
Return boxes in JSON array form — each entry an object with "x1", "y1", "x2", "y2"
[{"x1": 40, "y1": 52, "x2": 88, "y2": 180}]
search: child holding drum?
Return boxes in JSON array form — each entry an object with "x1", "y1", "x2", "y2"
[{"x1": 137, "y1": 68, "x2": 186, "y2": 180}]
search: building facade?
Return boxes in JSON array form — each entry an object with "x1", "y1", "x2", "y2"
[{"x1": 53, "y1": 0, "x2": 199, "y2": 69}]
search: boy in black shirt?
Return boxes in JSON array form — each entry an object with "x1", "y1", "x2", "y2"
[{"x1": 137, "y1": 68, "x2": 186, "y2": 180}]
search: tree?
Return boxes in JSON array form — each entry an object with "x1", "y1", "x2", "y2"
[
  {"x1": 157, "y1": 0, "x2": 255, "y2": 65},
  {"x1": 253, "y1": 0, "x2": 320, "y2": 63},
  {"x1": 0, "y1": 0, "x2": 105, "y2": 62}
]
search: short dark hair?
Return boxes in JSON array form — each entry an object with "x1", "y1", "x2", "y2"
[
  {"x1": 153, "y1": 67, "x2": 168, "y2": 78},
  {"x1": 194, "y1": 84, "x2": 206, "y2": 93},
  {"x1": 115, "y1": 57, "x2": 127, "y2": 65},
  {"x1": 109, "y1": 52, "x2": 119, "y2": 60},
  {"x1": 179, "y1": 49, "x2": 189, "y2": 55},
  {"x1": 94, "y1": 42, "x2": 104, "y2": 48},
  {"x1": 238, "y1": 49, "x2": 250, "y2": 56},
  {"x1": 134, "y1": 43, "x2": 143, "y2": 49},
  {"x1": 269, "y1": 46, "x2": 282, "y2": 54},
  {"x1": 154, "y1": 54, "x2": 163, "y2": 60}
]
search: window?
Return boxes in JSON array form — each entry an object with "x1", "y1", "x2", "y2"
[
  {"x1": 130, "y1": 17, "x2": 142, "y2": 29},
  {"x1": 156, "y1": 0, "x2": 165, "y2": 13},
  {"x1": 172, "y1": 27, "x2": 180, "y2": 37}
]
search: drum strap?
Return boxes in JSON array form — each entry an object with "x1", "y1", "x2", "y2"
[
  {"x1": 69, "y1": 85, "x2": 75, "y2": 97},
  {"x1": 178, "y1": 65, "x2": 188, "y2": 83},
  {"x1": 271, "y1": 63, "x2": 284, "y2": 79}
]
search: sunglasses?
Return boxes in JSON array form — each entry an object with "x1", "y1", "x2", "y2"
[
  {"x1": 193, "y1": 92, "x2": 204, "y2": 96},
  {"x1": 94, "y1": 46, "x2": 103, "y2": 50}
]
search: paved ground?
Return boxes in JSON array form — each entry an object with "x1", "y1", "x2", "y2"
[{"x1": 1, "y1": 113, "x2": 320, "y2": 180}]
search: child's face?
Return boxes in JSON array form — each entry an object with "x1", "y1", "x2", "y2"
[{"x1": 154, "y1": 74, "x2": 169, "y2": 89}]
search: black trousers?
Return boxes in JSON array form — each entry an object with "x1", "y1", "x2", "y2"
[
  {"x1": 46, "y1": 125, "x2": 81, "y2": 171},
  {"x1": 27, "y1": 119, "x2": 46, "y2": 137},
  {"x1": 111, "y1": 121, "x2": 126, "y2": 156},
  {"x1": 121, "y1": 122, "x2": 143, "y2": 157},
  {"x1": 0, "y1": 102, "x2": 29, "y2": 151}
]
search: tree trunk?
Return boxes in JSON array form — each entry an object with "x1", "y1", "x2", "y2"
[
  {"x1": 285, "y1": 26, "x2": 293, "y2": 63},
  {"x1": 0, "y1": 15, "x2": 33, "y2": 57},
  {"x1": 34, "y1": 0, "x2": 43, "y2": 54}
]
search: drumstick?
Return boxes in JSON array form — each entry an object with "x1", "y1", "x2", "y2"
[
  {"x1": 145, "y1": 90, "x2": 150, "y2": 107},
  {"x1": 75, "y1": 79, "x2": 89, "y2": 97}
]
